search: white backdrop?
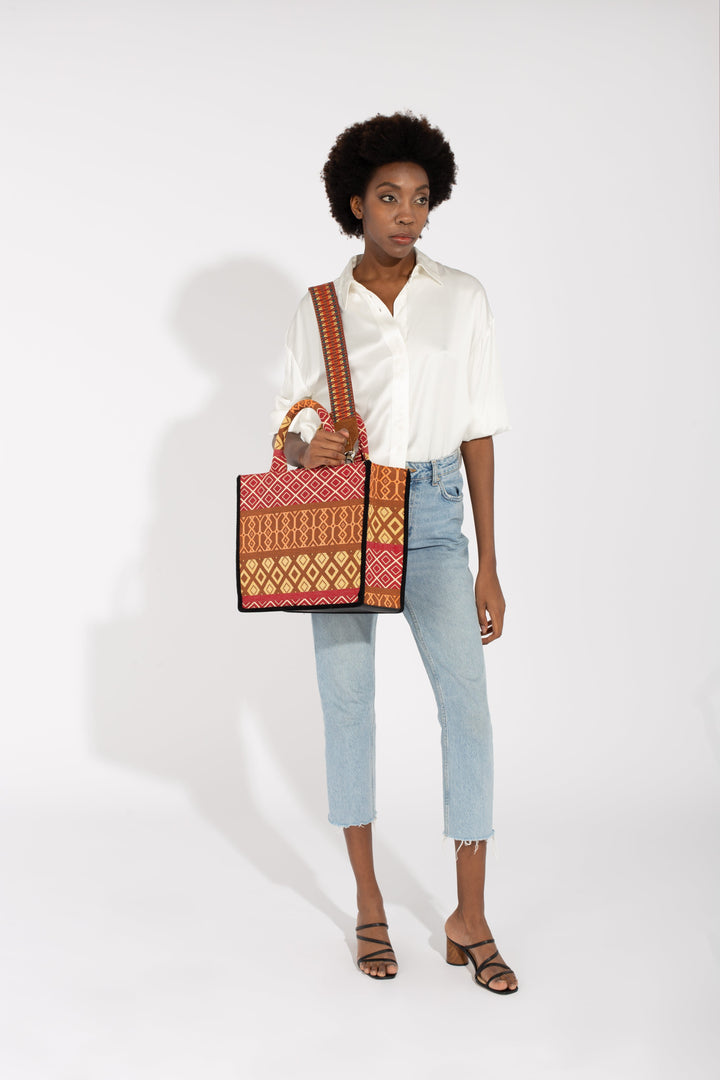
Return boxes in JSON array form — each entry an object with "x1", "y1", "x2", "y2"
[{"x1": 1, "y1": 2, "x2": 719, "y2": 1078}]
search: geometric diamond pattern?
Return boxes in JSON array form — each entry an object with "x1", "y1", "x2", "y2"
[{"x1": 241, "y1": 547, "x2": 362, "y2": 597}]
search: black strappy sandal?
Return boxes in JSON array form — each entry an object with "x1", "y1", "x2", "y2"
[
  {"x1": 355, "y1": 922, "x2": 398, "y2": 980},
  {"x1": 446, "y1": 935, "x2": 518, "y2": 994}
]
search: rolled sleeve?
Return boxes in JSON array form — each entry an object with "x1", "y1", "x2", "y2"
[
  {"x1": 463, "y1": 298, "x2": 510, "y2": 441},
  {"x1": 269, "y1": 347, "x2": 322, "y2": 444}
]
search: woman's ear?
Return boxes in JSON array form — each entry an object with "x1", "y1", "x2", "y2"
[{"x1": 350, "y1": 194, "x2": 363, "y2": 220}]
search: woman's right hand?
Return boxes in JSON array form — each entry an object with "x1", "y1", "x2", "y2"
[{"x1": 284, "y1": 429, "x2": 349, "y2": 469}]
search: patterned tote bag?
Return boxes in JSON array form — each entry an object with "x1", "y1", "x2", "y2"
[{"x1": 236, "y1": 282, "x2": 410, "y2": 613}]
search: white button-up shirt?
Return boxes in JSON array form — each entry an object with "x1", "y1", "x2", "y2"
[{"x1": 269, "y1": 249, "x2": 509, "y2": 469}]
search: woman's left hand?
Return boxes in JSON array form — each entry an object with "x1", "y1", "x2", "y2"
[{"x1": 474, "y1": 568, "x2": 506, "y2": 643}]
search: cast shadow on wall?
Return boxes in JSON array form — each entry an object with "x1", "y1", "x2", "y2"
[{"x1": 86, "y1": 258, "x2": 438, "y2": 943}]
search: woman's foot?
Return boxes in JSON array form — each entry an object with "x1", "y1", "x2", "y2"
[
  {"x1": 356, "y1": 903, "x2": 398, "y2": 978},
  {"x1": 444, "y1": 911, "x2": 517, "y2": 992}
]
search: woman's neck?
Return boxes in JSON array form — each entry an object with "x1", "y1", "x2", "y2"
[{"x1": 352, "y1": 247, "x2": 416, "y2": 286}]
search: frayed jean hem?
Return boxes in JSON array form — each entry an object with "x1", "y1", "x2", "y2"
[
  {"x1": 328, "y1": 815, "x2": 376, "y2": 829},
  {"x1": 444, "y1": 830, "x2": 497, "y2": 859}
]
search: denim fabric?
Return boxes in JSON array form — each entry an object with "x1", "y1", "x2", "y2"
[{"x1": 311, "y1": 450, "x2": 494, "y2": 842}]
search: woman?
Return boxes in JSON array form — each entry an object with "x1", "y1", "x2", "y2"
[{"x1": 270, "y1": 112, "x2": 518, "y2": 994}]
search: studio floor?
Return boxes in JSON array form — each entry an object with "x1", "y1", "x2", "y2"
[{"x1": 2, "y1": 777, "x2": 717, "y2": 1080}]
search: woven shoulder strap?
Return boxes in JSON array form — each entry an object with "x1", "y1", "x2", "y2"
[{"x1": 308, "y1": 282, "x2": 358, "y2": 454}]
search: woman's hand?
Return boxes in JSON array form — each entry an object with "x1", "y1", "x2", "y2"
[
  {"x1": 302, "y1": 427, "x2": 350, "y2": 469},
  {"x1": 474, "y1": 566, "x2": 506, "y2": 643},
  {"x1": 283, "y1": 429, "x2": 349, "y2": 469}
]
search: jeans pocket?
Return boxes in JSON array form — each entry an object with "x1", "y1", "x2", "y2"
[{"x1": 439, "y1": 472, "x2": 464, "y2": 502}]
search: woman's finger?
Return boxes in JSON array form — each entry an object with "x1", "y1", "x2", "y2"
[
  {"x1": 311, "y1": 430, "x2": 347, "y2": 452},
  {"x1": 488, "y1": 603, "x2": 504, "y2": 639}
]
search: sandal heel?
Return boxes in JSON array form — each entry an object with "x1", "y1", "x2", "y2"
[{"x1": 446, "y1": 937, "x2": 469, "y2": 966}]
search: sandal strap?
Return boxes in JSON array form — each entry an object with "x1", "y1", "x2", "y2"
[
  {"x1": 475, "y1": 949, "x2": 500, "y2": 972},
  {"x1": 477, "y1": 953, "x2": 513, "y2": 984},
  {"x1": 473, "y1": 943, "x2": 515, "y2": 986},
  {"x1": 356, "y1": 922, "x2": 396, "y2": 965},
  {"x1": 358, "y1": 946, "x2": 396, "y2": 962},
  {"x1": 481, "y1": 966, "x2": 515, "y2": 987},
  {"x1": 356, "y1": 934, "x2": 394, "y2": 948},
  {"x1": 466, "y1": 937, "x2": 495, "y2": 950}
]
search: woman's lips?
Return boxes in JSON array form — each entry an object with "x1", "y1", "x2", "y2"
[{"x1": 390, "y1": 235, "x2": 415, "y2": 245}]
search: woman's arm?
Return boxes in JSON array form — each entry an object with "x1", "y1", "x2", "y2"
[{"x1": 460, "y1": 435, "x2": 506, "y2": 643}]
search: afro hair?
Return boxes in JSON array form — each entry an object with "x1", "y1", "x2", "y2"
[{"x1": 322, "y1": 111, "x2": 457, "y2": 238}]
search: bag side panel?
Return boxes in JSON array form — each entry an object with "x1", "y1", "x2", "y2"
[{"x1": 363, "y1": 464, "x2": 410, "y2": 612}]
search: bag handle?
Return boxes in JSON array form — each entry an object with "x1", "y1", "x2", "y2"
[
  {"x1": 271, "y1": 398, "x2": 369, "y2": 473},
  {"x1": 308, "y1": 282, "x2": 359, "y2": 455}
]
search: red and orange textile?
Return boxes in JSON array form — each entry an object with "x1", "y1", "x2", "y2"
[{"x1": 237, "y1": 400, "x2": 408, "y2": 611}]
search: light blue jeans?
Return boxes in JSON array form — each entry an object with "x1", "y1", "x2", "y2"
[{"x1": 311, "y1": 450, "x2": 494, "y2": 842}]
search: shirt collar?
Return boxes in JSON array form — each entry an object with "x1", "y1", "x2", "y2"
[{"x1": 333, "y1": 247, "x2": 444, "y2": 307}]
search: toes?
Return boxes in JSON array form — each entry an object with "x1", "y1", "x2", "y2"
[{"x1": 359, "y1": 959, "x2": 397, "y2": 977}]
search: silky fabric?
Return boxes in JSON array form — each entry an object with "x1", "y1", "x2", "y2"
[
  {"x1": 270, "y1": 250, "x2": 509, "y2": 469},
  {"x1": 311, "y1": 451, "x2": 494, "y2": 842}
]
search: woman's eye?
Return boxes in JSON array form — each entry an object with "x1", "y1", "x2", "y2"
[{"x1": 378, "y1": 192, "x2": 428, "y2": 205}]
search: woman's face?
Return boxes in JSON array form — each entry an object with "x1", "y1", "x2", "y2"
[{"x1": 350, "y1": 161, "x2": 430, "y2": 260}]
